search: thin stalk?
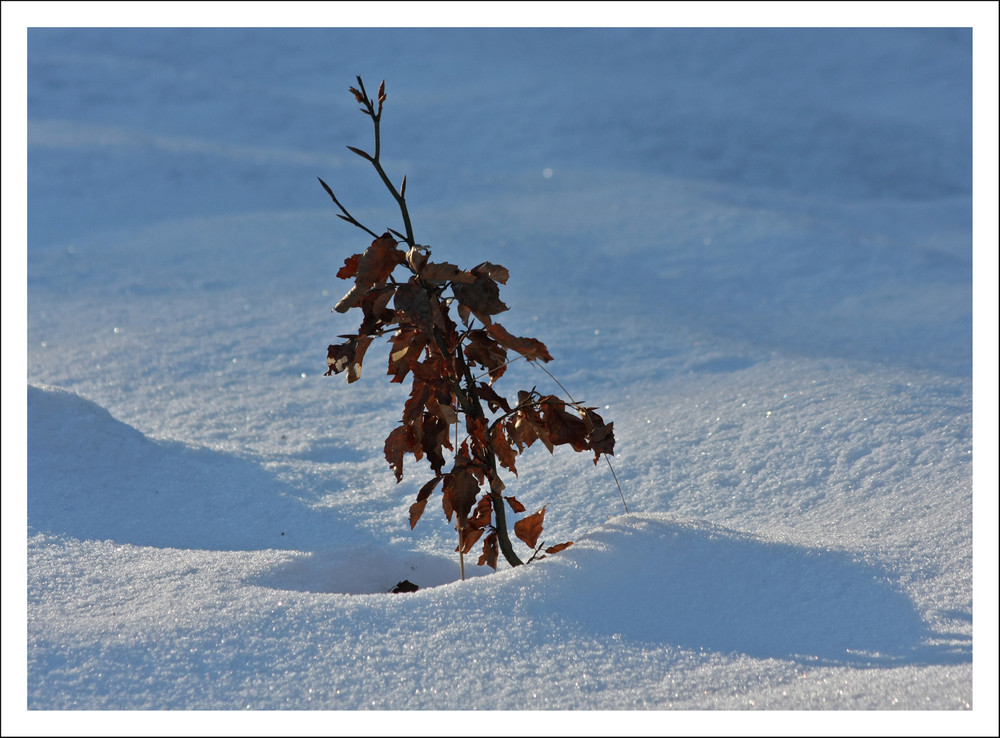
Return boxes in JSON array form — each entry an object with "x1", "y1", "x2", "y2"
[
  {"x1": 456, "y1": 350, "x2": 524, "y2": 567},
  {"x1": 427, "y1": 321, "x2": 523, "y2": 568},
  {"x1": 529, "y1": 359, "x2": 630, "y2": 515},
  {"x1": 354, "y1": 77, "x2": 416, "y2": 249},
  {"x1": 456, "y1": 421, "x2": 465, "y2": 580},
  {"x1": 449, "y1": 336, "x2": 523, "y2": 567}
]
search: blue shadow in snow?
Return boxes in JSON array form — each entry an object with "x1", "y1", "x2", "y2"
[
  {"x1": 27, "y1": 384, "x2": 366, "y2": 552},
  {"x1": 547, "y1": 515, "x2": 968, "y2": 667}
]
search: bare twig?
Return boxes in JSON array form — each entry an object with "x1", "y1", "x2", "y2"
[{"x1": 320, "y1": 77, "x2": 417, "y2": 248}]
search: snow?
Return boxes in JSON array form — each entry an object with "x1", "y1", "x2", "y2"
[{"x1": 5, "y1": 6, "x2": 999, "y2": 733}]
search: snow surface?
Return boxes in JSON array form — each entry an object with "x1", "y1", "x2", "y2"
[{"x1": 7, "y1": 14, "x2": 999, "y2": 730}]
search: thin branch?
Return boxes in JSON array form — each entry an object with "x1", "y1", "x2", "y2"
[
  {"x1": 604, "y1": 455, "x2": 628, "y2": 514},
  {"x1": 337, "y1": 77, "x2": 416, "y2": 249},
  {"x1": 470, "y1": 354, "x2": 526, "y2": 384},
  {"x1": 317, "y1": 177, "x2": 378, "y2": 239},
  {"x1": 524, "y1": 542, "x2": 546, "y2": 564},
  {"x1": 353, "y1": 77, "x2": 416, "y2": 249},
  {"x1": 532, "y1": 359, "x2": 579, "y2": 405}
]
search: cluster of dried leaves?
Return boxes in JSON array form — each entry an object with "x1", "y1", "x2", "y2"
[{"x1": 322, "y1": 77, "x2": 615, "y2": 570}]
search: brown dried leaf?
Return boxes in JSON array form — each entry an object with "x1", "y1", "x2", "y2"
[
  {"x1": 504, "y1": 495, "x2": 526, "y2": 514},
  {"x1": 435, "y1": 403, "x2": 458, "y2": 425},
  {"x1": 515, "y1": 407, "x2": 553, "y2": 453},
  {"x1": 325, "y1": 338, "x2": 353, "y2": 376},
  {"x1": 358, "y1": 286, "x2": 395, "y2": 335},
  {"x1": 476, "y1": 382, "x2": 511, "y2": 413},
  {"x1": 544, "y1": 541, "x2": 573, "y2": 554},
  {"x1": 387, "y1": 329, "x2": 428, "y2": 383},
  {"x1": 337, "y1": 253, "x2": 360, "y2": 279},
  {"x1": 471, "y1": 262, "x2": 509, "y2": 284},
  {"x1": 486, "y1": 323, "x2": 553, "y2": 363},
  {"x1": 468, "y1": 495, "x2": 493, "y2": 529},
  {"x1": 541, "y1": 396, "x2": 590, "y2": 452},
  {"x1": 457, "y1": 525, "x2": 484, "y2": 555},
  {"x1": 443, "y1": 468, "x2": 481, "y2": 522},
  {"x1": 581, "y1": 407, "x2": 616, "y2": 462},
  {"x1": 408, "y1": 498, "x2": 428, "y2": 529},
  {"x1": 335, "y1": 234, "x2": 405, "y2": 313},
  {"x1": 464, "y1": 330, "x2": 509, "y2": 382},
  {"x1": 420, "y1": 413, "x2": 451, "y2": 476},
  {"x1": 492, "y1": 422, "x2": 518, "y2": 475},
  {"x1": 334, "y1": 283, "x2": 366, "y2": 313},
  {"x1": 451, "y1": 274, "x2": 508, "y2": 326},
  {"x1": 358, "y1": 233, "x2": 403, "y2": 285},
  {"x1": 419, "y1": 261, "x2": 476, "y2": 284},
  {"x1": 514, "y1": 506, "x2": 546, "y2": 549},
  {"x1": 325, "y1": 334, "x2": 374, "y2": 382},
  {"x1": 346, "y1": 335, "x2": 374, "y2": 383},
  {"x1": 405, "y1": 245, "x2": 427, "y2": 273},
  {"x1": 384, "y1": 425, "x2": 420, "y2": 482},
  {"x1": 477, "y1": 532, "x2": 498, "y2": 570},
  {"x1": 393, "y1": 281, "x2": 434, "y2": 333}
]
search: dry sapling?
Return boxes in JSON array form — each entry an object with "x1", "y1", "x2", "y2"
[{"x1": 321, "y1": 77, "x2": 617, "y2": 573}]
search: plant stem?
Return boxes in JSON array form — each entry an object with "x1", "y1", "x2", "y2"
[
  {"x1": 454, "y1": 344, "x2": 524, "y2": 567},
  {"x1": 456, "y1": 422, "x2": 466, "y2": 581},
  {"x1": 356, "y1": 78, "x2": 416, "y2": 249}
]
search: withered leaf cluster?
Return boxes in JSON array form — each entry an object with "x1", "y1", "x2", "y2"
[
  {"x1": 326, "y1": 232, "x2": 615, "y2": 568},
  {"x1": 322, "y1": 77, "x2": 615, "y2": 569}
]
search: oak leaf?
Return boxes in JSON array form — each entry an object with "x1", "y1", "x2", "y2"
[
  {"x1": 581, "y1": 407, "x2": 615, "y2": 462},
  {"x1": 418, "y1": 261, "x2": 476, "y2": 284},
  {"x1": 408, "y1": 498, "x2": 428, "y2": 529},
  {"x1": 443, "y1": 468, "x2": 481, "y2": 522},
  {"x1": 405, "y1": 245, "x2": 428, "y2": 273},
  {"x1": 514, "y1": 407, "x2": 553, "y2": 453},
  {"x1": 471, "y1": 262, "x2": 509, "y2": 284},
  {"x1": 492, "y1": 422, "x2": 518, "y2": 475},
  {"x1": 420, "y1": 413, "x2": 451, "y2": 476},
  {"x1": 486, "y1": 323, "x2": 553, "y2": 363},
  {"x1": 357, "y1": 286, "x2": 395, "y2": 335},
  {"x1": 476, "y1": 382, "x2": 512, "y2": 413},
  {"x1": 456, "y1": 525, "x2": 484, "y2": 554},
  {"x1": 337, "y1": 253, "x2": 360, "y2": 279},
  {"x1": 504, "y1": 495, "x2": 526, "y2": 514},
  {"x1": 544, "y1": 541, "x2": 573, "y2": 554},
  {"x1": 387, "y1": 329, "x2": 428, "y2": 383},
  {"x1": 541, "y1": 396, "x2": 590, "y2": 452},
  {"x1": 393, "y1": 281, "x2": 435, "y2": 334},
  {"x1": 451, "y1": 273, "x2": 508, "y2": 326},
  {"x1": 514, "y1": 506, "x2": 546, "y2": 549},
  {"x1": 464, "y1": 330, "x2": 509, "y2": 382},
  {"x1": 477, "y1": 532, "x2": 499, "y2": 570},
  {"x1": 334, "y1": 233, "x2": 405, "y2": 313},
  {"x1": 384, "y1": 424, "x2": 421, "y2": 482},
  {"x1": 468, "y1": 495, "x2": 493, "y2": 529},
  {"x1": 326, "y1": 334, "x2": 374, "y2": 383}
]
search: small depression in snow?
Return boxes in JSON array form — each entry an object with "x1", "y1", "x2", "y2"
[{"x1": 256, "y1": 544, "x2": 492, "y2": 595}]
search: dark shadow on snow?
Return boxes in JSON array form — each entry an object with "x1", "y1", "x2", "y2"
[{"x1": 544, "y1": 515, "x2": 967, "y2": 667}]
